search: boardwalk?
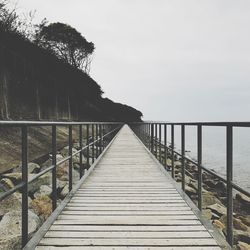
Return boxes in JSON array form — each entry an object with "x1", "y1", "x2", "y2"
[{"x1": 36, "y1": 125, "x2": 222, "y2": 249}]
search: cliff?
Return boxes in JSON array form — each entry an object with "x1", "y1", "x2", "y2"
[{"x1": 0, "y1": 29, "x2": 142, "y2": 122}]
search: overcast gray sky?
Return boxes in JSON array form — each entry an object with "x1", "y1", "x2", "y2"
[{"x1": 15, "y1": 0, "x2": 250, "y2": 121}]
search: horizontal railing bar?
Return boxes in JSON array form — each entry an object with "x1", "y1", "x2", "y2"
[
  {"x1": 28, "y1": 165, "x2": 55, "y2": 184},
  {"x1": 232, "y1": 182, "x2": 250, "y2": 197},
  {"x1": 0, "y1": 181, "x2": 25, "y2": 201},
  {"x1": 131, "y1": 121, "x2": 250, "y2": 127},
  {"x1": 0, "y1": 121, "x2": 123, "y2": 126}
]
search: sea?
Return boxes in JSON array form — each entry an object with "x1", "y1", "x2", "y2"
[{"x1": 161, "y1": 126, "x2": 250, "y2": 193}]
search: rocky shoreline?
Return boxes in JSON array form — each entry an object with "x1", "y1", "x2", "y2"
[
  {"x1": 157, "y1": 143, "x2": 250, "y2": 250},
  {"x1": 0, "y1": 142, "x2": 100, "y2": 250}
]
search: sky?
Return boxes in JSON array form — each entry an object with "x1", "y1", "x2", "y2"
[{"x1": 13, "y1": 0, "x2": 250, "y2": 121}]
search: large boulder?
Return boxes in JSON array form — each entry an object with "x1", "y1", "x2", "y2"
[
  {"x1": 234, "y1": 230, "x2": 250, "y2": 245},
  {"x1": 237, "y1": 241, "x2": 250, "y2": 250},
  {"x1": 0, "y1": 193, "x2": 21, "y2": 216},
  {"x1": 1, "y1": 172, "x2": 51, "y2": 193},
  {"x1": 0, "y1": 210, "x2": 40, "y2": 250},
  {"x1": 0, "y1": 178, "x2": 15, "y2": 190},
  {"x1": 31, "y1": 195, "x2": 52, "y2": 221},
  {"x1": 202, "y1": 192, "x2": 223, "y2": 208},
  {"x1": 34, "y1": 185, "x2": 52, "y2": 199},
  {"x1": 236, "y1": 193, "x2": 250, "y2": 207},
  {"x1": 27, "y1": 163, "x2": 40, "y2": 174},
  {"x1": 28, "y1": 173, "x2": 51, "y2": 193},
  {"x1": 220, "y1": 215, "x2": 250, "y2": 232},
  {"x1": 207, "y1": 203, "x2": 227, "y2": 216}
]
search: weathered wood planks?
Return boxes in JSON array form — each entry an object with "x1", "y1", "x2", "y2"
[{"x1": 35, "y1": 125, "x2": 222, "y2": 249}]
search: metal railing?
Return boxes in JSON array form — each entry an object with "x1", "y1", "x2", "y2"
[
  {"x1": 130, "y1": 121, "x2": 250, "y2": 247},
  {"x1": 0, "y1": 121, "x2": 123, "y2": 248}
]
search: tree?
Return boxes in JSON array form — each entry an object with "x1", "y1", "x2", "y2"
[{"x1": 35, "y1": 22, "x2": 95, "y2": 73}]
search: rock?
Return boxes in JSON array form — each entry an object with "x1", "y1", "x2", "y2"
[
  {"x1": 202, "y1": 209, "x2": 212, "y2": 220},
  {"x1": 60, "y1": 184, "x2": 69, "y2": 199},
  {"x1": 60, "y1": 146, "x2": 81, "y2": 164},
  {"x1": 236, "y1": 193, "x2": 250, "y2": 206},
  {"x1": 166, "y1": 159, "x2": 172, "y2": 167},
  {"x1": 238, "y1": 216, "x2": 250, "y2": 227},
  {"x1": 27, "y1": 162, "x2": 40, "y2": 174},
  {"x1": 28, "y1": 173, "x2": 51, "y2": 193},
  {"x1": 174, "y1": 161, "x2": 182, "y2": 168},
  {"x1": 237, "y1": 241, "x2": 250, "y2": 250},
  {"x1": 2, "y1": 173, "x2": 22, "y2": 185},
  {"x1": 213, "y1": 219, "x2": 225, "y2": 231},
  {"x1": 14, "y1": 192, "x2": 33, "y2": 209},
  {"x1": 0, "y1": 210, "x2": 40, "y2": 250},
  {"x1": 0, "y1": 193, "x2": 21, "y2": 216},
  {"x1": 234, "y1": 230, "x2": 250, "y2": 245},
  {"x1": 185, "y1": 185, "x2": 197, "y2": 195},
  {"x1": 0, "y1": 178, "x2": 14, "y2": 189},
  {"x1": 220, "y1": 215, "x2": 250, "y2": 232},
  {"x1": 207, "y1": 203, "x2": 227, "y2": 216},
  {"x1": 56, "y1": 153, "x2": 64, "y2": 162},
  {"x1": 202, "y1": 192, "x2": 223, "y2": 208},
  {"x1": 57, "y1": 180, "x2": 67, "y2": 190},
  {"x1": 214, "y1": 181, "x2": 227, "y2": 196},
  {"x1": 34, "y1": 185, "x2": 52, "y2": 199},
  {"x1": 31, "y1": 195, "x2": 52, "y2": 221}
]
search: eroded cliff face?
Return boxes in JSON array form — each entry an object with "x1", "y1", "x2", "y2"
[{"x1": 0, "y1": 126, "x2": 82, "y2": 173}]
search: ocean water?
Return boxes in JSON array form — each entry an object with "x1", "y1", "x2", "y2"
[{"x1": 162, "y1": 126, "x2": 250, "y2": 193}]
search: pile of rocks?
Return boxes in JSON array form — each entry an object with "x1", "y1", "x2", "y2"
[
  {"x1": 0, "y1": 145, "x2": 90, "y2": 250},
  {"x1": 160, "y1": 147, "x2": 250, "y2": 250}
]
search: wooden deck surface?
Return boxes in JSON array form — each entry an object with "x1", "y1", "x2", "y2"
[{"x1": 36, "y1": 125, "x2": 222, "y2": 250}]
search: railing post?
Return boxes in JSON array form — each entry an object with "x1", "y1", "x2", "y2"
[
  {"x1": 148, "y1": 123, "x2": 150, "y2": 149},
  {"x1": 181, "y1": 125, "x2": 185, "y2": 191},
  {"x1": 159, "y1": 124, "x2": 162, "y2": 162},
  {"x1": 99, "y1": 124, "x2": 102, "y2": 154},
  {"x1": 226, "y1": 125, "x2": 233, "y2": 246},
  {"x1": 96, "y1": 124, "x2": 98, "y2": 158},
  {"x1": 171, "y1": 124, "x2": 175, "y2": 179},
  {"x1": 52, "y1": 125, "x2": 57, "y2": 211},
  {"x1": 79, "y1": 125, "x2": 83, "y2": 178},
  {"x1": 68, "y1": 125, "x2": 73, "y2": 191},
  {"x1": 197, "y1": 125, "x2": 202, "y2": 210},
  {"x1": 155, "y1": 123, "x2": 157, "y2": 157},
  {"x1": 86, "y1": 124, "x2": 90, "y2": 168},
  {"x1": 151, "y1": 124, "x2": 154, "y2": 153},
  {"x1": 164, "y1": 124, "x2": 167, "y2": 169},
  {"x1": 92, "y1": 124, "x2": 94, "y2": 164},
  {"x1": 21, "y1": 126, "x2": 28, "y2": 248}
]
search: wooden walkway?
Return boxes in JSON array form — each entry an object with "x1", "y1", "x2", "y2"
[{"x1": 36, "y1": 125, "x2": 223, "y2": 250}]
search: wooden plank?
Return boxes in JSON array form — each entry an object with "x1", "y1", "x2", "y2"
[
  {"x1": 64, "y1": 206, "x2": 191, "y2": 211},
  {"x1": 34, "y1": 125, "x2": 222, "y2": 249},
  {"x1": 38, "y1": 238, "x2": 218, "y2": 246},
  {"x1": 36, "y1": 246, "x2": 222, "y2": 250},
  {"x1": 57, "y1": 215, "x2": 198, "y2": 220},
  {"x1": 54, "y1": 218, "x2": 201, "y2": 225},
  {"x1": 48, "y1": 225, "x2": 208, "y2": 231},
  {"x1": 70, "y1": 197, "x2": 184, "y2": 201},
  {"x1": 44, "y1": 231, "x2": 212, "y2": 238},
  {"x1": 61, "y1": 210, "x2": 194, "y2": 215},
  {"x1": 66, "y1": 203, "x2": 190, "y2": 207}
]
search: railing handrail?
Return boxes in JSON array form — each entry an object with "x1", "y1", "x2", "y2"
[
  {"x1": 0, "y1": 121, "x2": 123, "y2": 126},
  {"x1": 131, "y1": 121, "x2": 250, "y2": 127}
]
